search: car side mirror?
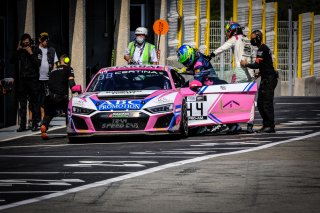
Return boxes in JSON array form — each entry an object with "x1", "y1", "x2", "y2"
[
  {"x1": 71, "y1": 85, "x2": 82, "y2": 94},
  {"x1": 189, "y1": 80, "x2": 202, "y2": 91}
]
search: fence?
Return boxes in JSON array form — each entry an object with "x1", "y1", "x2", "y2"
[{"x1": 209, "y1": 20, "x2": 295, "y2": 82}]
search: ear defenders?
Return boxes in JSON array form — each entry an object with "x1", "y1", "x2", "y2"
[
  {"x1": 64, "y1": 57, "x2": 70, "y2": 64},
  {"x1": 252, "y1": 30, "x2": 262, "y2": 43}
]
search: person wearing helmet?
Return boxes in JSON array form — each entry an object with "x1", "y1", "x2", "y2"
[
  {"x1": 124, "y1": 27, "x2": 158, "y2": 65},
  {"x1": 212, "y1": 22, "x2": 255, "y2": 83},
  {"x1": 176, "y1": 44, "x2": 225, "y2": 85},
  {"x1": 212, "y1": 22, "x2": 256, "y2": 133},
  {"x1": 177, "y1": 44, "x2": 241, "y2": 135}
]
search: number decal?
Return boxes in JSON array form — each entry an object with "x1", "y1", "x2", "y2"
[{"x1": 186, "y1": 95, "x2": 208, "y2": 121}]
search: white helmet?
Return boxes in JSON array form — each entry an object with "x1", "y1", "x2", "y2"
[{"x1": 135, "y1": 27, "x2": 148, "y2": 36}]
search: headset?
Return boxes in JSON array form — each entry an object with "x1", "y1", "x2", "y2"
[{"x1": 252, "y1": 30, "x2": 262, "y2": 43}]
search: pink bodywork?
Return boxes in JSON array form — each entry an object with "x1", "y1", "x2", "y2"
[{"x1": 68, "y1": 65, "x2": 257, "y2": 135}]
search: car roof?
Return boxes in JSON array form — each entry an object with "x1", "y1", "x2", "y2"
[{"x1": 97, "y1": 65, "x2": 172, "y2": 73}]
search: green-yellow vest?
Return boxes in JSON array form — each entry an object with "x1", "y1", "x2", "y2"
[{"x1": 128, "y1": 42, "x2": 155, "y2": 65}]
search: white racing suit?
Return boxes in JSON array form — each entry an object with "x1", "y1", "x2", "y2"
[
  {"x1": 214, "y1": 34, "x2": 256, "y2": 130},
  {"x1": 213, "y1": 34, "x2": 256, "y2": 83}
]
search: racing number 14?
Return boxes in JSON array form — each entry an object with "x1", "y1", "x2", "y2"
[{"x1": 187, "y1": 102, "x2": 204, "y2": 117}]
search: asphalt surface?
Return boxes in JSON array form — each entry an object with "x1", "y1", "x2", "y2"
[{"x1": 0, "y1": 96, "x2": 320, "y2": 213}]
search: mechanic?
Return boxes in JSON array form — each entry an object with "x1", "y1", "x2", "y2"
[
  {"x1": 240, "y1": 30, "x2": 278, "y2": 133},
  {"x1": 124, "y1": 27, "x2": 158, "y2": 65},
  {"x1": 177, "y1": 44, "x2": 241, "y2": 134},
  {"x1": 40, "y1": 54, "x2": 76, "y2": 140},
  {"x1": 212, "y1": 22, "x2": 256, "y2": 133},
  {"x1": 10, "y1": 33, "x2": 41, "y2": 132},
  {"x1": 38, "y1": 32, "x2": 59, "y2": 121}
]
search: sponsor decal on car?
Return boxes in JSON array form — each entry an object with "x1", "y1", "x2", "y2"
[
  {"x1": 101, "y1": 119, "x2": 139, "y2": 129},
  {"x1": 188, "y1": 116, "x2": 208, "y2": 120},
  {"x1": 109, "y1": 90, "x2": 143, "y2": 94},
  {"x1": 110, "y1": 112, "x2": 130, "y2": 118},
  {"x1": 98, "y1": 100, "x2": 143, "y2": 110}
]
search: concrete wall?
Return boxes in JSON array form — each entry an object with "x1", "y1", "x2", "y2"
[{"x1": 280, "y1": 76, "x2": 320, "y2": 96}]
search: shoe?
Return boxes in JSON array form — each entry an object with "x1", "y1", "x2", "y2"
[
  {"x1": 40, "y1": 125, "x2": 49, "y2": 140},
  {"x1": 210, "y1": 124, "x2": 227, "y2": 133},
  {"x1": 28, "y1": 120, "x2": 32, "y2": 130},
  {"x1": 17, "y1": 126, "x2": 27, "y2": 132},
  {"x1": 196, "y1": 126, "x2": 208, "y2": 135},
  {"x1": 227, "y1": 124, "x2": 242, "y2": 134},
  {"x1": 31, "y1": 125, "x2": 39, "y2": 132},
  {"x1": 246, "y1": 123, "x2": 254, "y2": 133},
  {"x1": 259, "y1": 126, "x2": 275, "y2": 133},
  {"x1": 256, "y1": 126, "x2": 266, "y2": 133}
]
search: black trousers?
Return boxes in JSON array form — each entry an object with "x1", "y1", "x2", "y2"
[
  {"x1": 39, "y1": 80, "x2": 49, "y2": 108},
  {"x1": 41, "y1": 94, "x2": 68, "y2": 130},
  {"x1": 257, "y1": 74, "x2": 278, "y2": 128},
  {"x1": 17, "y1": 78, "x2": 40, "y2": 127}
]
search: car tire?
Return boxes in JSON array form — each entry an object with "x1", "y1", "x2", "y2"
[{"x1": 179, "y1": 99, "x2": 188, "y2": 138}]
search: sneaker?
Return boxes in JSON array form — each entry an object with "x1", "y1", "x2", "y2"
[
  {"x1": 196, "y1": 126, "x2": 208, "y2": 135},
  {"x1": 17, "y1": 126, "x2": 27, "y2": 132},
  {"x1": 259, "y1": 126, "x2": 275, "y2": 133},
  {"x1": 246, "y1": 123, "x2": 254, "y2": 133},
  {"x1": 209, "y1": 124, "x2": 227, "y2": 133},
  {"x1": 31, "y1": 124, "x2": 39, "y2": 132},
  {"x1": 40, "y1": 125, "x2": 49, "y2": 140},
  {"x1": 28, "y1": 120, "x2": 32, "y2": 130},
  {"x1": 227, "y1": 123, "x2": 242, "y2": 134}
]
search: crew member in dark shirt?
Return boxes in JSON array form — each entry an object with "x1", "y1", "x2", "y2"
[
  {"x1": 11, "y1": 33, "x2": 41, "y2": 132},
  {"x1": 240, "y1": 30, "x2": 278, "y2": 133},
  {"x1": 40, "y1": 54, "x2": 76, "y2": 139}
]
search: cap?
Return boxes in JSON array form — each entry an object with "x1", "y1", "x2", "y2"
[{"x1": 39, "y1": 32, "x2": 49, "y2": 41}]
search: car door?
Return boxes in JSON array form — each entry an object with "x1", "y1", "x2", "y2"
[{"x1": 181, "y1": 81, "x2": 257, "y2": 127}]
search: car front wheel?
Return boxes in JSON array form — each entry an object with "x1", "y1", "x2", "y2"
[{"x1": 179, "y1": 99, "x2": 188, "y2": 138}]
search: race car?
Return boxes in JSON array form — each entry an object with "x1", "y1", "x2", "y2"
[{"x1": 67, "y1": 65, "x2": 257, "y2": 142}]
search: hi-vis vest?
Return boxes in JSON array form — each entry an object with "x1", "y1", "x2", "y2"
[{"x1": 128, "y1": 42, "x2": 155, "y2": 65}]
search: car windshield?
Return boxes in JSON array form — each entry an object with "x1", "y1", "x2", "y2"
[{"x1": 87, "y1": 69, "x2": 172, "y2": 92}]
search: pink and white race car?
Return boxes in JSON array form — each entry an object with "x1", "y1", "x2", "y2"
[{"x1": 67, "y1": 65, "x2": 257, "y2": 142}]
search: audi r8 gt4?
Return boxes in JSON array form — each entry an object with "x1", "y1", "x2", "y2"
[{"x1": 67, "y1": 65, "x2": 257, "y2": 142}]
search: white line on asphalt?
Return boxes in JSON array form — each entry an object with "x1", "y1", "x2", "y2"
[
  {"x1": 190, "y1": 141, "x2": 271, "y2": 147},
  {"x1": 0, "y1": 155, "x2": 191, "y2": 159},
  {"x1": 0, "y1": 179, "x2": 84, "y2": 182},
  {"x1": 0, "y1": 126, "x2": 66, "y2": 142},
  {"x1": 0, "y1": 183, "x2": 72, "y2": 187},
  {"x1": 276, "y1": 103, "x2": 320, "y2": 105},
  {"x1": 0, "y1": 172, "x2": 132, "y2": 174},
  {"x1": 2, "y1": 131, "x2": 319, "y2": 210},
  {"x1": 0, "y1": 138, "x2": 263, "y2": 149},
  {"x1": 276, "y1": 126, "x2": 320, "y2": 129},
  {"x1": 0, "y1": 191, "x2": 58, "y2": 194},
  {"x1": 0, "y1": 136, "x2": 302, "y2": 150},
  {"x1": 130, "y1": 151, "x2": 209, "y2": 155}
]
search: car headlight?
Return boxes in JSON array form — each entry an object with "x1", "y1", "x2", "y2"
[
  {"x1": 72, "y1": 106, "x2": 95, "y2": 115},
  {"x1": 145, "y1": 104, "x2": 174, "y2": 114}
]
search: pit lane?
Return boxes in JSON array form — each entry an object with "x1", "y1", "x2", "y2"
[{"x1": 0, "y1": 97, "x2": 319, "y2": 210}]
